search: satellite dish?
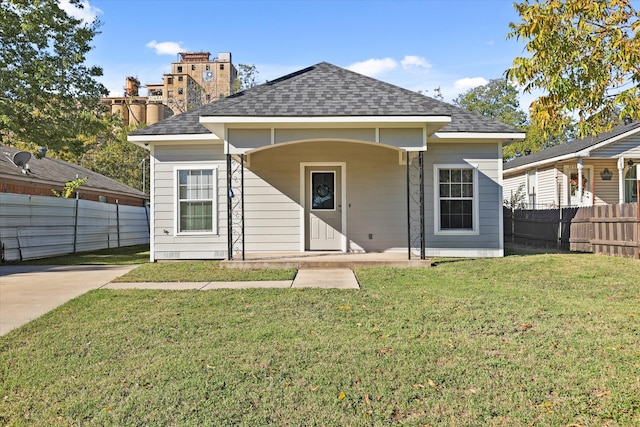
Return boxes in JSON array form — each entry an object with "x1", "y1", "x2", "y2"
[{"x1": 12, "y1": 151, "x2": 31, "y2": 168}]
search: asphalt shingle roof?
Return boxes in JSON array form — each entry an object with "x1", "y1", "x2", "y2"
[
  {"x1": 131, "y1": 62, "x2": 521, "y2": 137},
  {"x1": 0, "y1": 145, "x2": 147, "y2": 198},
  {"x1": 504, "y1": 120, "x2": 640, "y2": 170}
]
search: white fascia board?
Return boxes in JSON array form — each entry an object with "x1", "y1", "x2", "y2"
[
  {"x1": 433, "y1": 132, "x2": 526, "y2": 140},
  {"x1": 503, "y1": 153, "x2": 579, "y2": 174},
  {"x1": 199, "y1": 115, "x2": 452, "y2": 126},
  {"x1": 128, "y1": 133, "x2": 219, "y2": 143}
]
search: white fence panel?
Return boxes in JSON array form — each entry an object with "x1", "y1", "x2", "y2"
[{"x1": 0, "y1": 194, "x2": 149, "y2": 261}]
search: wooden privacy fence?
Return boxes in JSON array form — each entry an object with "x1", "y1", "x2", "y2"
[
  {"x1": 0, "y1": 193, "x2": 150, "y2": 262},
  {"x1": 504, "y1": 206, "x2": 579, "y2": 250},
  {"x1": 570, "y1": 203, "x2": 640, "y2": 259},
  {"x1": 504, "y1": 203, "x2": 639, "y2": 259}
]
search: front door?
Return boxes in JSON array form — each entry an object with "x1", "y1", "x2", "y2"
[{"x1": 305, "y1": 167, "x2": 342, "y2": 250}]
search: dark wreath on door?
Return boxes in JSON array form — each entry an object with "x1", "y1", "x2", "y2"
[{"x1": 311, "y1": 172, "x2": 335, "y2": 210}]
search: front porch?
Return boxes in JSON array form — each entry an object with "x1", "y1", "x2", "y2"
[{"x1": 220, "y1": 251, "x2": 433, "y2": 269}]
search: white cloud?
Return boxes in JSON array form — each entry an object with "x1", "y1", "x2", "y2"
[
  {"x1": 58, "y1": 0, "x2": 102, "y2": 23},
  {"x1": 347, "y1": 58, "x2": 397, "y2": 77},
  {"x1": 400, "y1": 55, "x2": 431, "y2": 71},
  {"x1": 453, "y1": 77, "x2": 489, "y2": 92},
  {"x1": 146, "y1": 40, "x2": 186, "y2": 56}
]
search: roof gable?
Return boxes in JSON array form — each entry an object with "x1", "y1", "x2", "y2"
[
  {"x1": 131, "y1": 62, "x2": 521, "y2": 137},
  {"x1": 504, "y1": 120, "x2": 640, "y2": 171}
]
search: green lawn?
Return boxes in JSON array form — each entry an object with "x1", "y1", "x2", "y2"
[{"x1": 1, "y1": 253, "x2": 639, "y2": 426}]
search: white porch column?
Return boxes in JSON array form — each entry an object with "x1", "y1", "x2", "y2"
[
  {"x1": 577, "y1": 158, "x2": 584, "y2": 205},
  {"x1": 617, "y1": 157, "x2": 625, "y2": 204}
]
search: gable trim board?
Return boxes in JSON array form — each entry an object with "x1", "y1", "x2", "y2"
[{"x1": 129, "y1": 62, "x2": 524, "y2": 261}]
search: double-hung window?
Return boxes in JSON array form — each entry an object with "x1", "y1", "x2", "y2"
[
  {"x1": 435, "y1": 165, "x2": 478, "y2": 234},
  {"x1": 176, "y1": 167, "x2": 216, "y2": 234}
]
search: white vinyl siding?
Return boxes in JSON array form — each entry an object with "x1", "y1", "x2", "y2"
[
  {"x1": 503, "y1": 173, "x2": 527, "y2": 206},
  {"x1": 590, "y1": 134, "x2": 640, "y2": 158},
  {"x1": 590, "y1": 160, "x2": 622, "y2": 205},
  {"x1": 536, "y1": 167, "x2": 557, "y2": 208}
]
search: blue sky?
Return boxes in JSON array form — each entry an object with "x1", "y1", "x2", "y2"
[{"x1": 63, "y1": 0, "x2": 531, "y2": 105}]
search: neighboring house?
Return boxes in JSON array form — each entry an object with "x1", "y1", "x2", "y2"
[
  {"x1": 0, "y1": 145, "x2": 148, "y2": 206},
  {"x1": 503, "y1": 120, "x2": 640, "y2": 209},
  {"x1": 128, "y1": 62, "x2": 524, "y2": 261}
]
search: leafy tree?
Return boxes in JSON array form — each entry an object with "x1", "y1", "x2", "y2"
[
  {"x1": 451, "y1": 78, "x2": 552, "y2": 160},
  {"x1": 51, "y1": 177, "x2": 87, "y2": 198},
  {"x1": 453, "y1": 78, "x2": 528, "y2": 129},
  {"x1": 0, "y1": 0, "x2": 108, "y2": 154},
  {"x1": 80, "y1": 116, "x2": 149, "y2": 193},
  {"x1": 233, "y1": 64, "x2": 260, "y2": 93},
  {"x1": 506, "y1": 0, "x2": 640, "y2": 137},
  {"x1": 504, "y1": 122, "x2": 567, "y2": 161}
]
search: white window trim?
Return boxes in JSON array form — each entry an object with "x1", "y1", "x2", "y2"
[
  {"x1": 174, "y1": 165, "x2": 218, "y2": 236},
  {"x1": 433, "y1": 164, "x2": 479, "y2": 236}
]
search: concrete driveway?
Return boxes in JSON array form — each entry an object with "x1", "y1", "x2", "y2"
[
  {"x1": 0, "y1": 265, "x2": 359, "y2": 336},
  {"x1": 0, "y1": 265, "x2": 137, "y2": 336}
]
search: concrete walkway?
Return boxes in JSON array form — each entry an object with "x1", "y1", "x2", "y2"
[{"x1": 0, "y1": 266, "x2": 358, "y2": 336}]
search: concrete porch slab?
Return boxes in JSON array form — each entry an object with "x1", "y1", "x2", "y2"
[{"x1": 221, "y1": 252, "x2": 433, "y2": 270}]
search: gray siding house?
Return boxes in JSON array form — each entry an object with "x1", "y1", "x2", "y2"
[
  {"x1": 503, "y1": 120, "x2": 640, "y2": 209},
  {"x1": 129, "y1": 62, "x2": 524, "y2": 261}
]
